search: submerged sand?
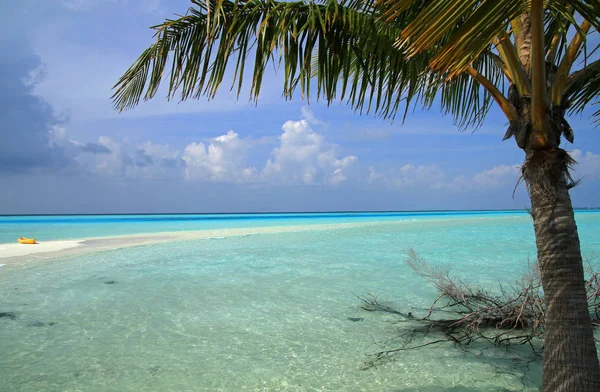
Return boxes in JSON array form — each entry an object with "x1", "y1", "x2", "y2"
[{"x1": 0, "y1": 221, "x2": 386, "y2": 264}]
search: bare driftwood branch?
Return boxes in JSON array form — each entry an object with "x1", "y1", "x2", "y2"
[
  {"x1": 359, "y1": 249, "x2": 600, "y2": 368},
  {"x1": 354, "y1": 292, "x2": 411, "y2": 318}
]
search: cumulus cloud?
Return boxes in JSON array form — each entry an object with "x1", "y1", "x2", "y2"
[
  {"x1": 300, "y1": 106, "x2": 324, "y2": 125},
  {"x1": 49, "y1": 125, "x2": 111, "y2": 156},
  {"x1": 424, "y1": 152, "x2": 600, "y2": 194},
  {"x1": 433, "y1": 164, "x2": 520, "y2": 192},
  {"x1": 369, "y1": 164, "x2": 445, "y2": 190},
  {"x1": 369, "y1": 162, "x2": 523, "y2": 193},
  {"x1": 472, "y1": 165, "x2": 520, "y2": 188},
  {"x1": 138, "y1": 141, "x2": 179, "y2": 160},
  {"x1": 92, "y1": 138, "x2": 184, "y2": 179},
  {"x1": 263, "y1": 119, "x2": 357, "y2": 185},
  {"x1": 8, "y1": 106, "x2": 356, "y2": 186},
  {"x1": 436, "y1": 154, "x2": 600, "y2": 193},
  {"x1": 571, "y1": 150, "x2": 600, "y2": 180},
  {"x1": 183, "y1": 131, "x2": 258, "y2": 183},
  {"x1": 182, "y1": 116, "x2": 356, "y2": 186},
  {"x1": 79, "y1": 142, "x2": 111, "y2": 154},
  {"x1": 91, "y1": 136, "x2": 130, "y2": 177},
  {"x1": 47, "y1": 126, "x2": 184, "y2": 179},
  {"x1": 396, "y1": 164, "x2": 445, "y2": 188}
]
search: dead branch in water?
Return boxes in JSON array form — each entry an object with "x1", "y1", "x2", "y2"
[
  {"x1": 359, "y1": 249, "x2": 600, "y2": 366},
  {"x1": 355, "y1": 292, "x2": 411, "y2": 318}
]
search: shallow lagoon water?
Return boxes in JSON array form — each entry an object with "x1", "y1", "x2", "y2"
[
  {"x1": 1, "y1": 211, "x2": 600, "y2": 391},
  {"x1": 0, "y1": 211, "x2": 528, "y2": 244}
]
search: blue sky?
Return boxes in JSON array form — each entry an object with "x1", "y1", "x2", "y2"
[{"x1": 1, "y1": 0, "x2": 599, "y2": 214}]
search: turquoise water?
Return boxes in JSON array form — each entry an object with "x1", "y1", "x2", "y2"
[
  {"x1": 0, "y1": 210, "x2": 530, "y2": 244},
  {"x1": 1, "y1": 211, "x2": 600, "y2": 391}
]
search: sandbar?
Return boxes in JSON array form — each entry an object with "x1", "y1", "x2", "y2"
[
  {"x1": 0, "y1": 221, "x2": 391, "y2": 264},
  {"x1": 0, "y1": 241, "x2": 83, "y2": 260}
]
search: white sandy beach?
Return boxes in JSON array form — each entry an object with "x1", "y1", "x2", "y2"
[
  {"x1": 0, "y1": 221, "x2": 391, "y2": 264},
  {"x1": 0, "y1": 241, "x2": 84, "y2": 259}
]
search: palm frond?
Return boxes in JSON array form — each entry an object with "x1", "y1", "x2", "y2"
[
  {"x1": 566, "y1": 59, "x2": 600, "y2": 121},
  {"x1": 379, "y1": 0, "x2": 528, "y2": 78},
  {"x1": 568, "y1": 0, "x2": 600, "y2": 31},
  {"x1": 437, "y1": 50, "x2": 511, "y2": 129},
  {"x1": 112, "y1": 0, "x2": 430, "y2": 120},
  {"x1": 550, "y1": 18, "x2": 592, "y2": 106},
  {"x1": 114, "y1": 0, "x2": 600, "y2": 131}
]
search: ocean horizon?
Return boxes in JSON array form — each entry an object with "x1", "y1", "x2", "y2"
[{"x1": 2, "y1": 207, "x2": 598, "y2": 217}]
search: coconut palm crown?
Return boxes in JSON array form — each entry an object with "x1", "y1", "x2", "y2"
[{"x1": 113, "y1": 1, "x2": 600, "y2": 391}]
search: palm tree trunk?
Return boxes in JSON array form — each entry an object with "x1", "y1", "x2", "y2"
[{"x1": 524, "y1": 148, "x2": 600, "y2": 391}]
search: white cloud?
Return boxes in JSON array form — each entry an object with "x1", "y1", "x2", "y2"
[
  {"x1": 300, "y1": 106, "x2": 324, "y2": 125},
  {"x1": 138, "y1": 141, "x2": 180, "y2": 160},
  {"x1": 368, "y1": 166, "x2": 382, "y2": 183},
  {"x1": 48, "y1": 125, "x2": 69, "y2": 147},
  {"x1": 44, "y1": 111, "x2": 359, "y2": 186},
  {"x1": 433, "y1": 164, "x2": 520, "y2": 192},
  {"x1": 571, "y1": 150, "x2": 600, "y2": 180},
  {"x1": 263, "y1": 119, "x2": 357, "y2": 185},
  {"x1": 48, "y1": 114, "x2": 600, "y2": 197},
  {"x1": 472, "y1": 165, "x2": 520, "y2": 188},
  {"x1": 375, "y1": 152, "x2": 600, "y2": 194},
  {"x1": 93, "y1": 136, "x2": 130, "y2": 177},
  {"x1": 49, "y1": 125, "x2": 110, "y2": 161},
  {"x1": 397, "y1": 164, "x2": 445, "y2": 188},
  {"x1": 433, "y1": 151, "x2": 600, "y2": 193},
  {"x1": 182, "y1": 131, "x2": 258, "y2": 183},
  {"x1": 48, "y1": 126, "x2": 184, "y2": 179},
  {"x1": 93, "y1": 137, "x2": 184, "y2": 179},
  {"x1": 369, "y1": 162, "x2": 523, "y2": 193},
  {"x1": 182, "y1": 111, "x2": 356, "y2": 186},
  {"x1": 369, "y1": 164, "x2": 445, "y2": 191}
]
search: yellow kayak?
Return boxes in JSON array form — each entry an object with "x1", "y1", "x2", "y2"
[{"x1": 18, "y1": 238, "x2": 37, "y2": 245}]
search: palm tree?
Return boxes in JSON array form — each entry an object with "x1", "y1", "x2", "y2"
[{"x1": 113, "y1": 0, "x2": 600, "y2": 389}]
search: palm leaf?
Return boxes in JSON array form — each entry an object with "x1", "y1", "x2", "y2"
[
  {"x1": 114, "y1": 0, "x2": 599, "y2": 130},
  {"x1": 112, "y1": 0, "x2": 431, "y2": 120},
  {"x1": 566, "y1": 59, "x2": 600, "y2": 121},
  {"x1": 379, "y1": 0, "x2": 528, "y2": 78}
]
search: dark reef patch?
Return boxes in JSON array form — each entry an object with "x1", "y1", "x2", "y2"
[
  {"x1": 0, "y1": 312, "x2": 16, "y2": 320},
  {"x1": 348, "y1": 317, "x2": 364, "y2": 322},
  {"x1": 148, "y1": 366, "x2": 161, "y2": 376}
]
